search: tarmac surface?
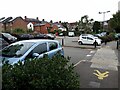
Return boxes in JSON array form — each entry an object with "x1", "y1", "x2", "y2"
[
  {"x1": 74, "y1": 41, "x2": 119, "y2": 89},
  {"x1": 56, "y1": 36, "x2": 119, "y2": 89}
]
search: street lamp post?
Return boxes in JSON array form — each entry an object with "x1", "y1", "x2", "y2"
[{"x1": 99, "y1": 11, "x2": 110, "y2": 31}]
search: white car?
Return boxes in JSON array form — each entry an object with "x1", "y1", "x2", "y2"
[{"x1": 78, "y1": 34, "x2": 102, "y2": 45}]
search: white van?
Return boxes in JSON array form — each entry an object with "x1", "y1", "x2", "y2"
[{"x1": 68, "y1": 32, "x2": 75, "y2": 37}]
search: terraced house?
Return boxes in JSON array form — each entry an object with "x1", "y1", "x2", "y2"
[{"x1": 0, "y1": 16, "x2": 60, "y2": 34}]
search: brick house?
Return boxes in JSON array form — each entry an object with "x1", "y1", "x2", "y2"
[
  {"x1": 0, "y1": 17, "x2": 6, "y2": 32},
  {"x1": 1, "y1": 17, "x2": 13, "y2": 32},
  {"x1": 34, "y1": 22, "x2": 51, "y2": 34},
  {"x1": 1, "y1": 16, "x2": 59, "y2": 34},
  {"x1": 0, "y1": 17, "x2": 27, "y2": 33},
  {"x1": 10, "y1": 17, "x2": 27, "y2": 32},
  {"x1": 34, "y1": 22, "x2": 58, "y2": 34},
  {"x1": 50, "y1": 24, "x2": 58, "y2": 32},
  {"x1": 24, "y1": 16, "x2": 40, "y2": 31}
]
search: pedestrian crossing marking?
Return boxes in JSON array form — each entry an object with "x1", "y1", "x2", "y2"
[{"x1": 93, "y1": 70, "x2": 109, "y2": 80}]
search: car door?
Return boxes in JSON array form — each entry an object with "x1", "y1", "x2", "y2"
[
  {"x1": 47, "y1": 41, "x2": 60, "y2": 58},
  {"x1": 26, "y1": 42, "x2": 48, "y2": 59},
  {"x1": 81, "y1": 36, "x2": 87, "y2": 44},
  {"x1": 86, "y1": 37, "x2": 94, "y2": 44}
]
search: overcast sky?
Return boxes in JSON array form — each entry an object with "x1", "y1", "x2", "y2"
[{"x1": 0, "y1": 0, "x2": 119, "y2": 22}]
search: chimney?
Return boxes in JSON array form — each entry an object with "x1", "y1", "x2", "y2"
[
  {"x1": 24, "y1": 16, "x2": 27, "y2": 19},
  {"x1": 36, "y1": 17, "x2": 39, "y2": 20}
]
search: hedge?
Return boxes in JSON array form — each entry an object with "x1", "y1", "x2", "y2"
[{"x1": 2, "y1": 54, "x2": 80, "y2": 89}]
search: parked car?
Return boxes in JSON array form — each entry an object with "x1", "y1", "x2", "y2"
[
  {"x1": 59, "y1": 33, "x2": 64, "y2": 36},
  {"x1": 68, "y1": 32, "x2": 75, "y2": 37},
  {"x1": 46, "y1": 34, "x2": 56, "y2": 40},
  {"x1": 115, "y1": 33, "x2": 120, "y2": 40},
  {"x1": 78, "y1": 34, "x2": 102, "y2": 45},
  {"x1": 2, "y1": 33, "x2": 17, "y2": 43},
  {"x1": 18, "y1": 34, "x2": 34, "y2": 40},
  {"x1": 34, "y1": 33, "x2": 48, "y2": 39},
  {"x1": 94, "y1": 32, "x2": 107, "y2": 38},
  {"x1": 0, "y1": 38, "x2": 9, "y2": 50},
  {"x1": 0, "y1": 39, "x2": 64, "y2": 65}
]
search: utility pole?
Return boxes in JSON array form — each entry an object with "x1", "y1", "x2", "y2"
[{"x1": 99, "y1": 11, "x2": 110, "y2": 31}]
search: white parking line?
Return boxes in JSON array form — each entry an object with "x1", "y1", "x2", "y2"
[
  {"x1": 90, "y1": 51, "x2": 95, "y2": 53},
  {"x1": 74, "y1": 60, "x2": 86, "y2": 67}
]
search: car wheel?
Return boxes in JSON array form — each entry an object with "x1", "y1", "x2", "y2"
[{"x1": 78, "y1": 41, "x2": 82, "y2": 45}]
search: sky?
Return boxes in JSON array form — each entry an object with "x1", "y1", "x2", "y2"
[{"x1": 0, "y1": 0, "x2": 120, "y2": 22}]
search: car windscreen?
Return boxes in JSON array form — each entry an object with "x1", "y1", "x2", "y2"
[
  {"x1": 2, "y1": 33, "x2": 13, "y2": 38},
  {"x1": 1, "y1": 42, "x2": 35, "y2": 57}
]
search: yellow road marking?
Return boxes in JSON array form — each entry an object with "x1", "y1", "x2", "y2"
[{"x1": 93, "y1": 70, "x2": 109, "y2": 80}]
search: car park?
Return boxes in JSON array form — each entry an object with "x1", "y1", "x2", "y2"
[
  {"x1": 78, "y1": 34, "x2": 102, "y2": 45},
  {"x1": 0, "y1": 39, "x2": 64, "y2": 65},
  {"x1": 2, "y1": 33, "x2": 17, "y2": 43}
]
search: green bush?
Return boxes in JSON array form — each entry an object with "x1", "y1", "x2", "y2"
[
  {"x1": 100, "y1": 33, "x2": 115, "y2": 42},
  {"x1": 107, "y1": 33, "x2": 115, "y2": 41},
  {"x1": 13, "y1": 28, "x2": 25, "y2": 34},
  {"x1": 2, "y1": 54, "x2": 80, "y2": 89}
]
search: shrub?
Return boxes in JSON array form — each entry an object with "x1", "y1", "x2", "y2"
[
  {"x1": 2, "y1": 54, "x2": 80, "y2": 89},
  {"x1": 100, "y1": 33, "x2": 115, "y2": 42},
  {"x1": 12, "y1": 28, "x2": 25, "y2": 34}
]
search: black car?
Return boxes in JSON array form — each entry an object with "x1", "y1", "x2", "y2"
[
  {"x1": 18, "y1": 34, "x2": 34, "y2": 40},
  {"x1": 34, "y1": 33, "x2": 48, "y2": 39},
  {"x1": 2, "y1": 33, "x2": 17, "y2": 43},
  {"x1": 0, "y1": 38, "x2": 9, "y2": 50}
]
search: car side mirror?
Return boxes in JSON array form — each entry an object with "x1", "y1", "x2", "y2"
[{"x1": 32, "y1": 53, "x2": 39, "y2": 57}]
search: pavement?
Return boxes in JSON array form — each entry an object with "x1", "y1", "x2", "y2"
[{"x1": 74, "y1": 41, "x2": 120, "y2": 89}]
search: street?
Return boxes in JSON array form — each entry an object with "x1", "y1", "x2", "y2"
[
  {"x1": 64, "y1": 47, "x2": 96, "y2": 66},
  {"x1": 56, "y1": 36, "x2": 119, "y2": 89}
]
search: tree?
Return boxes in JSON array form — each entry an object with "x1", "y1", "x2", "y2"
[
  {"x1": 77, "y1": 15, "x2": 94, "y2": 33},
  {"x1": 61, "y1": 22, "x2": 69, "y2": 31},
  {"x1": 108, "y1": 11, "x2": 120, "y2": 33},
  {"x1": 92, "y1": 21, "x2": 101, "y2": 33}
]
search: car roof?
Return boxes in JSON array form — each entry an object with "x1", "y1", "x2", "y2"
[{"x1": 15, "y1": 39, "x2": 59, "y2": 43}]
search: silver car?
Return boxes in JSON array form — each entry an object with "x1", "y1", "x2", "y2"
[{"x1": 0, "y1": 39, "x2": 64, "y2": 65}]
